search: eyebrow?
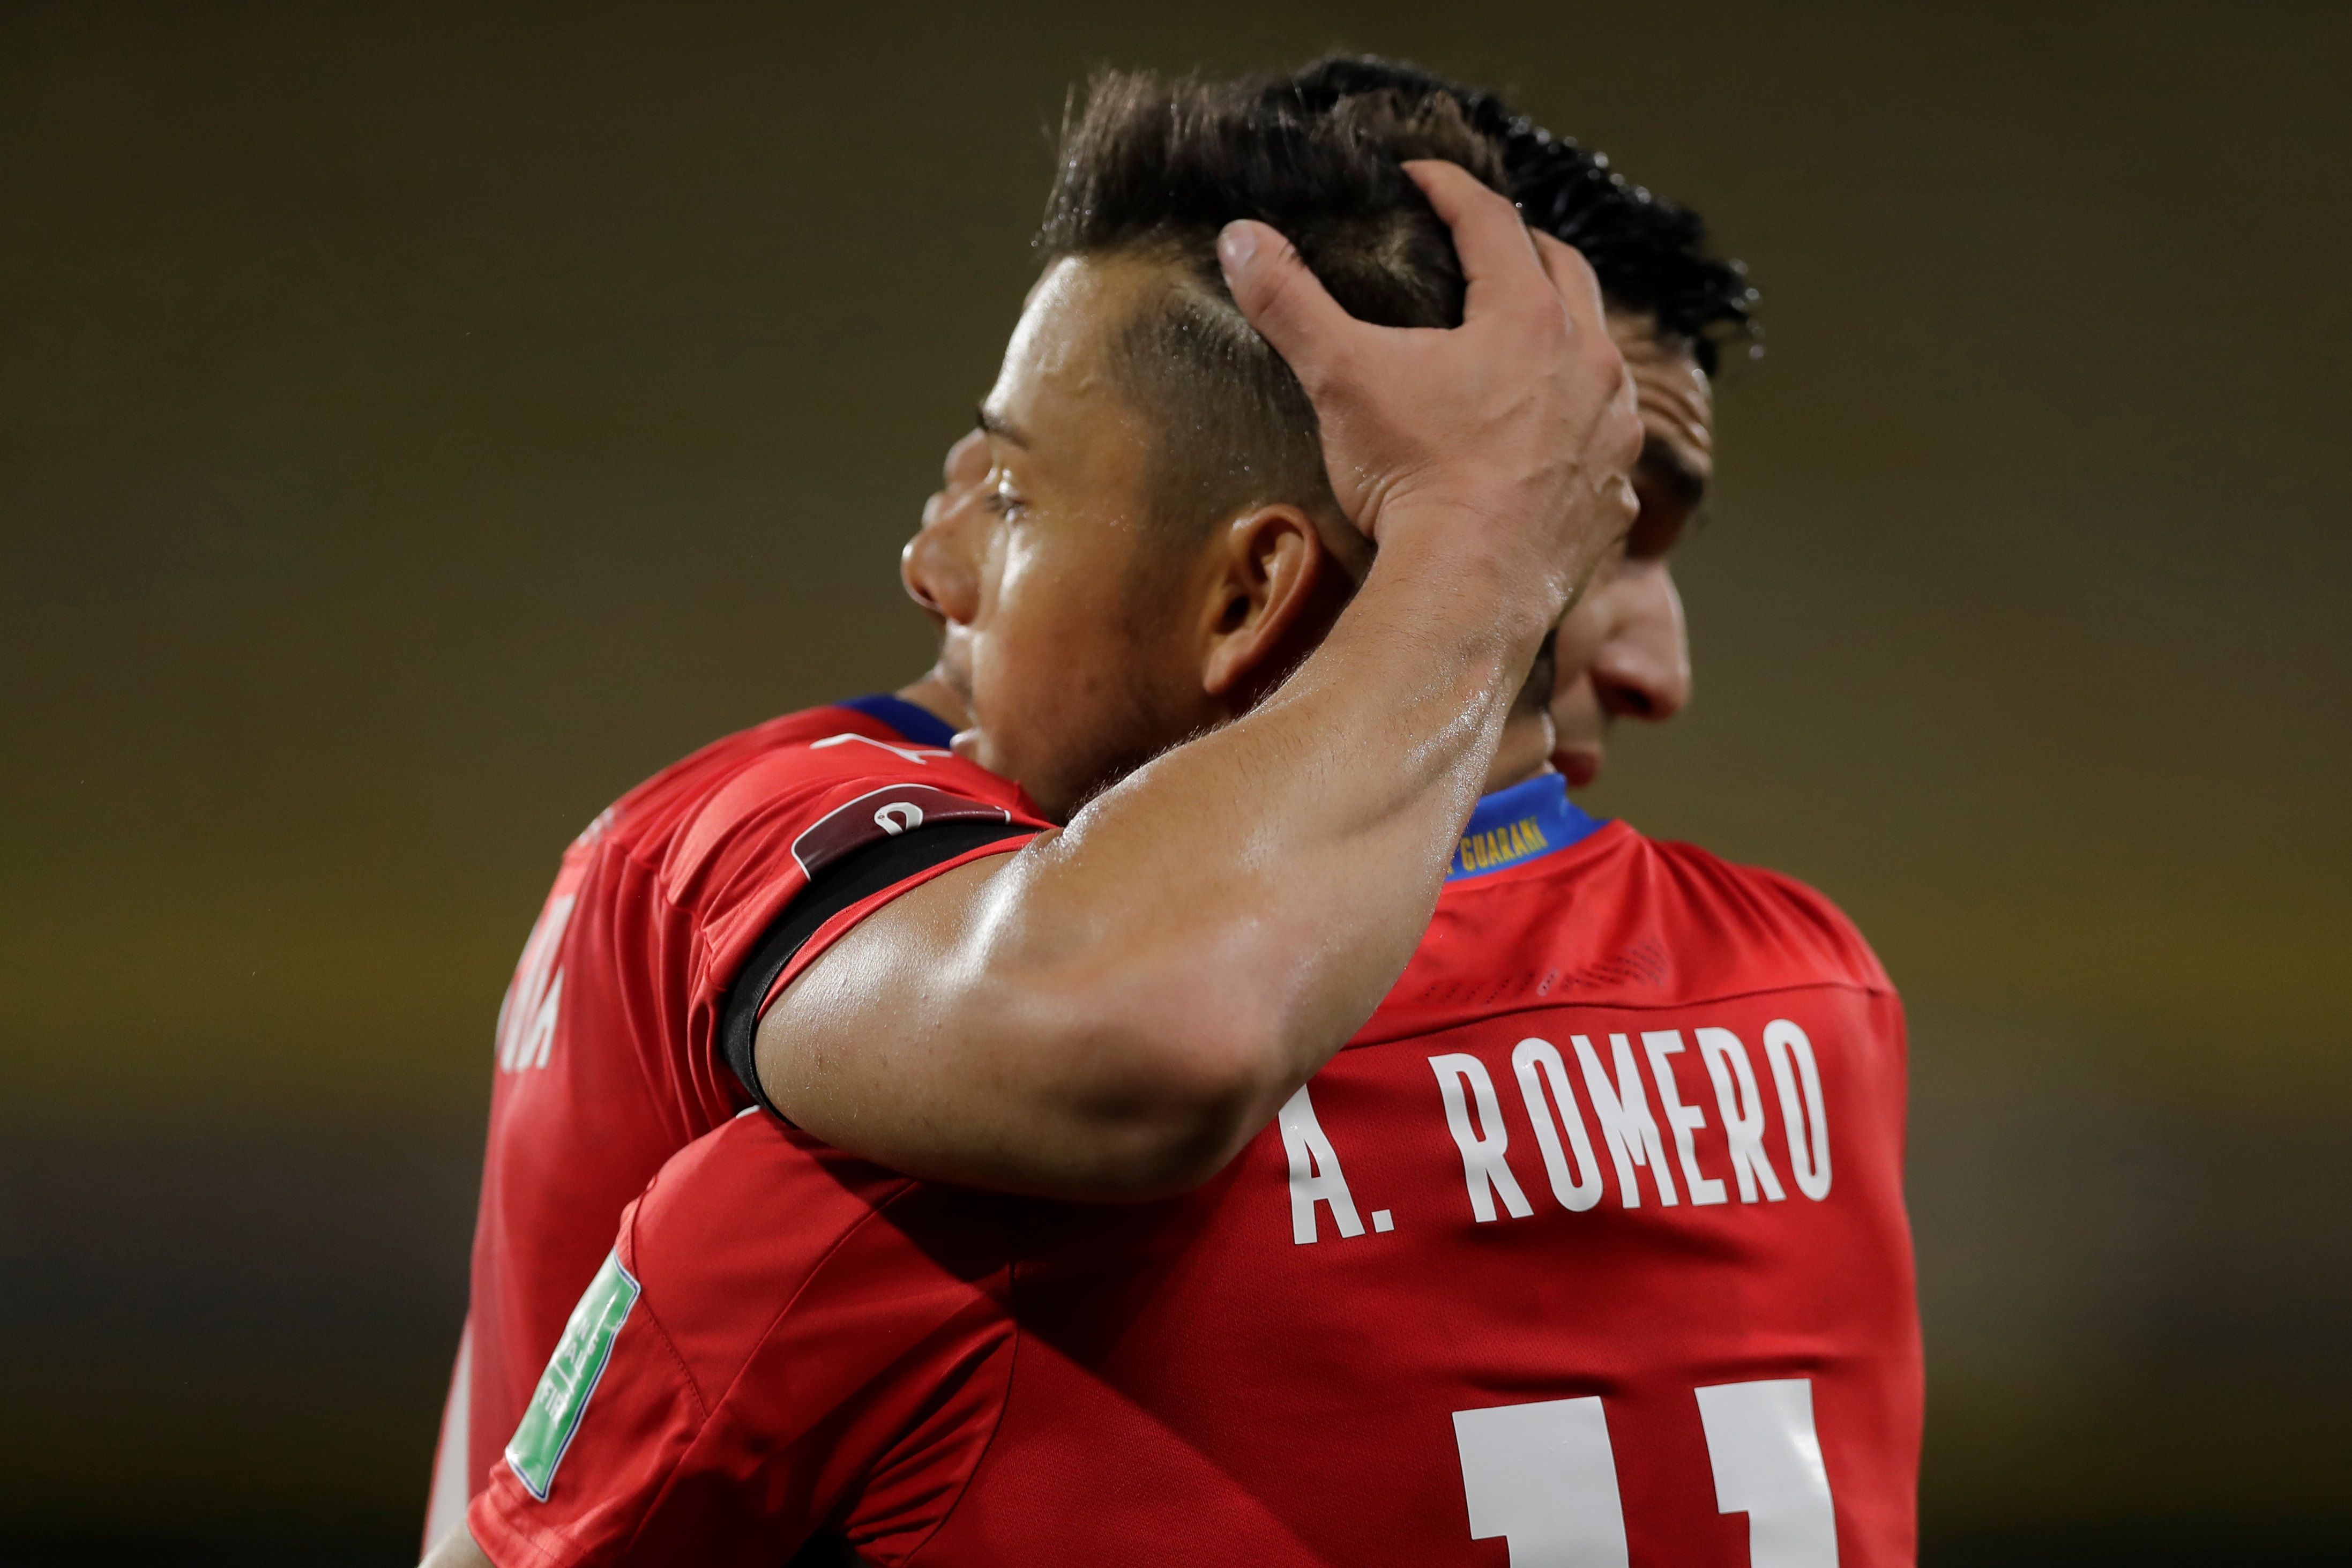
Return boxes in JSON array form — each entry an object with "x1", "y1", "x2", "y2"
[{"x1": 976, "y1": 404, "x2": 1030, "y2": 449}]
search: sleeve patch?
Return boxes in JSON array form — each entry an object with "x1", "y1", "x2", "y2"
[
  {"x1": 789, "y1": 785, "x2": 1011, "y2": 879},
  {"x1": 505, "y1": 1250, "x2": 641, "y2": 1501}
]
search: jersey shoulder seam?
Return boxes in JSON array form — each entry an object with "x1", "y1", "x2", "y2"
[
  {"x1": 588, "y1": 741, "x2": 856, "y2": 1049},
  {"x1": 602, "y1": 723, "x2": 879, "y2": 915},
  {"x1": 657, "y1": 740, "x2": 1017, "y2": 998}
]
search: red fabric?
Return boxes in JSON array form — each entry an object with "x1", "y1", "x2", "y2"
[
  {"x1": 472, "y1": 824, "x2": 1922, "y2": 1566},
  {"x1": 462, "y1": 705, "x2": 1047, "y2": 1498}
]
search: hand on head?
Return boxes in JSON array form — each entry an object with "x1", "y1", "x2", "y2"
[{"x1": 1216, "y1": 160, "x2": 1645, "y2": 627}]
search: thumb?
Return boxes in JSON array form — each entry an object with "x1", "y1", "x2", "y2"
[{"x1": 1218, "y1": 220, "x2": 1355, "y2": 386}]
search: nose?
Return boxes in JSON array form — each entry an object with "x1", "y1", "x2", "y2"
[
  {"x1": 901, "y1": 513, "x2": 983, "y2": 626},
  {"x1": 1589, "y1": 563, "x2": 1691, "y2": 722},
  {"x1": 901, "y1": 435, "x2": 989, "y2": 626}
]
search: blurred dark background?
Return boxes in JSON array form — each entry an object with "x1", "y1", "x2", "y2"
[{"x1": 4, "y1": 2, "x2": 2347, "y2": 1563}]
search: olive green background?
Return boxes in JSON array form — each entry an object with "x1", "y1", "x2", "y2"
[{"x1": 3, "y1": 2, "x2": 2346, "y2": 1562}]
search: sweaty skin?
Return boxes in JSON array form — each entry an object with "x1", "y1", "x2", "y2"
[{"x1": 751, "y1": 163, "x2": 1641, "y2": 1203}]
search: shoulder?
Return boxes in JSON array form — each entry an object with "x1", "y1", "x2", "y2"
[
  {"x1": 1629, "y1": 832, "x2": 1894, "y2": 997},
  {"x1": 472, "y1": 1117, "x2": 1015, "y2": 1566},
  {"x1": 620, "y1": 1114, "x2": 912, "y2": 1390},
  {"x1": 663, "y1": 725, "x2": 1042, "y2": 905},
  {"x1": 628, "y1": 1111, "x2": 912, "y2": 1267},
  {"x1": 562, "y1": 702, "x2": 875, "y2": 866},
  {"x1": 1367, "y1": 823, "x2": 1897, "y2": 1044},
  {"x1": 621, "y1": 1115, "x2": 1012, "y2": 1408}
]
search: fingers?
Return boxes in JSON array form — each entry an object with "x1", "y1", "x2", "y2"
[
  {"x1": 1402, "y1": 160, "x2": 1547, "y2": 318},
  {"x1": 1219, "y1": 219, "x2": 1355, "y2": 386},
  {"x1": 1530, "y1": 228, "x2": 1642, "y2": 468},
  {"x1": 1530, "y1": 231, "x2": 1611, "y2": 346}
]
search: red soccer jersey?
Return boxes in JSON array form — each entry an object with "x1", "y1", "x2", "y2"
[
  {"x1": 429, "y1": 694, "x2": 1049, "y2": 1533},
  {"x1": 469, "y1": 772, "x2": 1923, "y2": 1567}
]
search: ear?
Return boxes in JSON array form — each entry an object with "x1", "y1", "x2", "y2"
[{"x1": 1197, "y1": 504, "x2": 1341, "y2": 703}]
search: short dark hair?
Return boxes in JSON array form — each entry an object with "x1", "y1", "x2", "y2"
[
  {"x1": 1037, "y1": 68, "x2": 1507, "y2": 549},
  {"x1": 1281, "y1": 55, "x2": 1761, "y2": 375}
]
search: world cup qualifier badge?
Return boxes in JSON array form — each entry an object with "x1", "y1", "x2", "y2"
[{"x1": 506, "y1": 1251, "x2": 641, "y2": 1500}]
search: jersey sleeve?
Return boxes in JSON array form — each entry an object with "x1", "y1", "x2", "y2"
[
  {"x1": 467, "y1": 1116, "x2": 1017, "y2": 1568},
  {"x1": 660, "y1": 729, "x2": 1054, "y2": 1112}
]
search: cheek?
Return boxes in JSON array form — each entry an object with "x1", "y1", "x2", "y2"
[
  {"x1": 958, "y1": 533, "x2": 1027, "y2": 716},
  {"x1": 966, "y1": 538, "x2": 1110, "y2": 743},
  {"x1": 982, "y1": 539, "x2": 1091, "y2": 679}
]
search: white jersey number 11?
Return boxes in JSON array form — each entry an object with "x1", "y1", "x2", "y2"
[{"x1": 1452, "y1": 1377, "x2": 1837, "y2": 1566}]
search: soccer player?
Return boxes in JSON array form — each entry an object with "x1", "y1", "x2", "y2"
[
  {"x1": 435, "y1": 70, "x2": 1918, "y2": 1568},
  {"x1": 423, "y1": 55, "x2": 1748, "y2": 1543}
]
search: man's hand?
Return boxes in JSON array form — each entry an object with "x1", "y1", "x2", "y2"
[{"x1": 1218, "y1": 160, "x2": 1644, "y2": 625}]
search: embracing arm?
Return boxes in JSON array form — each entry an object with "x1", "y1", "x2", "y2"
[
  {"x1": 765, "y1": 531, "x2": 1543, "y2": 1198},
  {"x1": 758, "y1": 166, "x2": 1641, "y2": 1200}
]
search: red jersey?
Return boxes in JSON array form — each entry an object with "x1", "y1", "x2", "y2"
[
  {"x1": 469, "y1": 772, "x2": 1923, "y2": 1567},
  {"x1": 427, "y1": 694, "x2": 1050, "y2": 1539}
]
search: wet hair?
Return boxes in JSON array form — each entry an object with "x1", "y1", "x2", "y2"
[
  {"x1": 1036, "y1": 68, "x2": 1507, "y2": 549},
  {"x1": 1281, "y1": 55, "x2": 1761, "y2": 375},
  {"x1": 1034, "y1": 61, "x2": 1754, "y2": 563}
]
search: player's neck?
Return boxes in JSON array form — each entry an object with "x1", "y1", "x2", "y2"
[
  {"x1": 893, "y1": 671, "x2": 972, "y2": 736},
  {"x1": 894, "y1": 667, "x2": 1547, "y2": 801},
  {"x1": 1480, "y1": 713, "x2": 1555, "y2": 798}
]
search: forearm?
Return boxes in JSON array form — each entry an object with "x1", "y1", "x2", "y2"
[{"x1": 1020, "y1": 531, "x2": 1546, "y2": 1065}]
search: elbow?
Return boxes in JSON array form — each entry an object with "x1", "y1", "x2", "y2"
[
  {"x1": 1093, "y1": 1043, "x2": 1281, "y2": 1201},
  {"x1": 1015, "y1": 972, "x2": 1298, "y2": 1202}
]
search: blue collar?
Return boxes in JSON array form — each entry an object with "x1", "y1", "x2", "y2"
[
  {"x1": 838, "y1": 692, "x2": 960, "y2": 749},
  {"x1": 1447, "y1": 771, "x2": 1604, "y2": 881}
]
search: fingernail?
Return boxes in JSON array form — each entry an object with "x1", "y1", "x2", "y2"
[{"x1": 1218, "y1": 222, "x2": 1257, "y2": 273}]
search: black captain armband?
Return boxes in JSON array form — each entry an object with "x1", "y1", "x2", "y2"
[{"x1": 718, "y1": 818, "x2": 1034, "y2": 1118}]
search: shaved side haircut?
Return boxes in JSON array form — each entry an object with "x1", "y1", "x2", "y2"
[{"x1": 1036, "y1": 70, "x2": 1509, "y2": 552}]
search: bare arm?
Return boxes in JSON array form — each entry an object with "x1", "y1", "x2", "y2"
[
  {"x1": 420, "y1": 1525, "x2": 494, "y2": 1568},
  {"x1": 759, "y1": 166, "x2": 1641, "y2": 1199}
]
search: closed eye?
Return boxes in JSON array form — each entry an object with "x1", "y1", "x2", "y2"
[
  {"x1": 984, "y1": 475, "x2": 1028, "y2": 520},
  {"x1": 1626, "y1": 440, "x2": 1707, "y2": 560}
]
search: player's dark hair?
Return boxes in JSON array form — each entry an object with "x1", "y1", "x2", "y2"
[
  {"x1": 1037, "y1": 68, "x2": 1507, "y2": 550},
  {"x1": 1280, "y1": 55, "x2": 1761, "y2": 376}
]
